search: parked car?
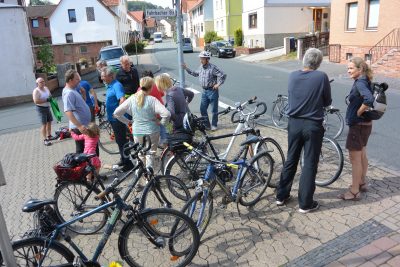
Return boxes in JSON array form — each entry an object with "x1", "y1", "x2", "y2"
[
  {"x1": 207, "y1": 41, "x2": 236, "y2": 58},
  {"x1": 97, "y1": 45, "x2": 127, "y2": 82},
  {"x1": 154, "y1": 32, "x2": 163, "y2": 43},
  {"x1": 182, "y1": 38, "x2": 193, "y2": 53}
]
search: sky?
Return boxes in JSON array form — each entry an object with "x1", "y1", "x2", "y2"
[{"x1": 27, "y1": 0, "x2": 173, "y2": 9}]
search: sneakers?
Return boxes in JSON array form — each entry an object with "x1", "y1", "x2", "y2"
[
  {"x1": 298, "y1": 201, "x2": 320, "y2": 214},
  {"x1": 211, "y1": 126, "x2": 218, "y2": 131},
  {"x1": 276, "y1": 195, "x2": 292, "y2": 206},
  {"x1": 47, "y1": 135, "x2": 56, "y2": 141},
  {"x1": 44, "y1": 139, "x2": 52, "y2": 146}
]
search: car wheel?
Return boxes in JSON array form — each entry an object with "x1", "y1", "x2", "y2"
[{"x1": 217, "y1": 52, "x2": 221, "y2": 58}]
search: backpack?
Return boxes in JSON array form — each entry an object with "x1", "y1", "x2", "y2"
[
  {"x1": 363, "y1": 82, "x2": 388, "y2": 120},
  {"x1": 55, "y1": 126, "x2": 71, "y2": 140}
]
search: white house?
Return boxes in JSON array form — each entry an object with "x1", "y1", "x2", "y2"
[
  {"x1": 0, "y1": 3, "x2": 36, "y2": 105},
  {"x1": 160, "y1": 19, "x2": 173, "y2": 38},
  {"x1": 242, "y1": 0, "x2": 331, "y2": 49},
  {"x1": 50, "y1": 0, "x2": 130, "y2": 46},
  {"x1": 127, "y1": 10, "x2": 144, "y2": 38},
  {"x1": 188, "y1": 0, "x2": 214, "y2": 48}
]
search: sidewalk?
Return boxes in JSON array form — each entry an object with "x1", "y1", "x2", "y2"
[{"x1": 0, "y1": 115, "x2": 400, "y2": 266}]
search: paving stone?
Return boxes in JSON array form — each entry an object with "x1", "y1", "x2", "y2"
[
  {"x1": 358, "y1": 261, "x2": 377, "y2": 267},
  {"x1": 354, "y1": 244, "x2": 383, "y2": 260},
  {"x1": 337, "y1": 252, "x2": 367, "y2": 267},
  {"x1": 371, "y1": 251, "x2": 393, "y2": 265},
  {"x1": 387, "y1": 255, "x2": 400, "y2": 267},
  {"x1": 370, "y1": 236, "x2": 398, "y2": 251},
  {"x1": 387, "y1": 244, "x2": 400, "y2": 256}
]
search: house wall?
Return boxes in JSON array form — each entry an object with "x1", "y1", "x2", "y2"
[
  {"x1": 29, "y1": 17, "x2": 52, "y2": 42},
  {"x1": 108, "y1": 0, "x2": 130, "y2": 46},
  {"x1": 160, "y1": 20, "x2": 173, "y2": 37},
  {"x1": 213, "y1": 0, "x2": 241, "y2": 40},
  {"x1": 0, "y1": 6, "x2": 36, "y2": 104},
  {"x1": 50, "y1": 0, "x2": 118, "y2": 45}
]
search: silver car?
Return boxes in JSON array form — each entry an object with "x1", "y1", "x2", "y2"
[{"x1": 182, "y1": 38, "x2": 193, "y2": 53}]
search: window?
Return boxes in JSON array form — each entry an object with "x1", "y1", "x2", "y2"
[
  {"x1": 367, "y1": 0, "x2": 379, "y2": 29},
  {"x1": 346, "y1": 2, "x2": 358, "y2": 31},
  {"x1": 216, "y1": 21, "x2": 219, "y2": 31},
  {"x1": 44, "y1": 18, "x2": 50, "y2": 27},
  {"x1": 221, "y1": 19, "x2": 224, "y2": 30},
  {"x1": 199, "y1": 5, "x2": 203, "y2": 15},
  {"x1": 365, "y1": 54, "x2": 372, "y2": 61},
  {"x1": 63, "y1": 46, "x2": 72, "y2": 55},
  {"x1": 80, "y1": 46, "x2": 88, "y2": 53},
  {"x1": 68, "y1": 9, "x2": 76, "y2": 23},
  {"x1": 346, "y1": 53, "x2": 353, "y2": 60},
  {"x1": 31, "y1": 19, "x2": 39, "y2": 28},
  {"x1": 86, "y1": 7, "x2": 95, "y2": 21},
  {"x1": 249, "y1": 13, "x2": 257, "y2": 29},
  {"x1": 65, "y1": 33, "x2": 73, "y2": 43},
  {"x1": 201, "y1": 23, "x2": 203, "y2": 32}
]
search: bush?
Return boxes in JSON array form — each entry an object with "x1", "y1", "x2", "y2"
[
  {"x1": 234, "y1": 28, "x2": 243, "y2": 47},
  {"x1": 125, "y1": 41, "x2": 146, "y2": 54},
  {"x1": 143, "y1": 29, "x2": 150, "y2": 39},
  {"x1": 204, "y1": 31, "x2": 223, "y2": 44},
  {"x1": 37, "y1": 43, "x2": 55, "y2": 74}
]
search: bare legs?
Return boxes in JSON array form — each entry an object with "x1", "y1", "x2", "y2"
[
  {"x1": 349, "y1": 146, "x2": 368, "y2": 192},
  {"x1": 41, "y1": 122, "x2": 52, "y2": 140}
]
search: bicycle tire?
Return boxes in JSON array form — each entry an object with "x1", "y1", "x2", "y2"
[
  {"x1": 54, "y1": 181, "x2": 108, "y2": 234},
  {"x1": 239, "y1": 151, "x2": 273, "y2": 206},
  {"x1": 98, "y1": 120, "x2": 119, "y2": 154},
  {"x1": 181, "y1": 191, "x2": 213, "y2": 238},
  {"x1": 324, "y1": 111, "x2": 344, "y2": 139},
  {"x1": 300, "y1": 137, "x2": 344, "y2": 187},
  {"x1": 271, "y1": 97, "x2": 289, "y2": 129},
  {"x1": 10, "y1": 237, "x2": 74, "y2": 266},
  {"x1": 118, "y1": 208, "x2": 200, "y2": 267},
  {"x1": 140, "y1": 175, "x2": 191, "y2": 211},
  {"x1": 254, "y1": 137, "x2": 285, "y2": 188}
]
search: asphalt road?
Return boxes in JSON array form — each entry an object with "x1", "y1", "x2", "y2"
[{"x1": 152, "y1": 39, "x2": 400, "y2": 174}]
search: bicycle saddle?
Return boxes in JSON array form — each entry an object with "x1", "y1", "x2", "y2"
[
  {"x1": 327, "y1": 108, "x2": 339, "y2": 113},
  {"x1": 22, "y1": 199, "x2": 56, "y2": 213},
  {"x1": 240, "y1": 135, "x2": 259, "y2": 146}
]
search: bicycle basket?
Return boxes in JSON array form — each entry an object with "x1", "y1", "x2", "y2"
[
  {"x1": 53, "y1": 153, "x2": 88, "y2": 182},
  {"x1": 167, "y1": 130, "x2": 194, "y2": 152}
]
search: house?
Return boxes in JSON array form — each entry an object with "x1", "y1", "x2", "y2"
[
  {"x1": 0, "y1": 3, "x2": 36, "y2": 107},
  {"x1": 127, "y1": 10, "x2": 145, "y2": 39},
  {"x1": 26, "y1": 5, "x2": 57, "y2": 44},
  {"x1": 0, "y1": 0, "x2": 24, "y2": 5},
  {"x1": 187, "y1": 0, "x2": 214, "y2": 48},
  {"x1": 160, "y1": 19, "x2": 174, "y2": 38},
  {"x1": 329, "y1": 0, "x2": 400, "y2": 78},
  {"x1": 242, "y1": 0, "x2": 331, "y2": 49},
  {"x1": 213, "y1": 0, "x2": 242, "y2": 43},
  {"x1": 49, "y1": 0, "x2": 130, "y2": 46},
  {"x1": 144, "y1": 17, "x2": 158, "y2": 36}
]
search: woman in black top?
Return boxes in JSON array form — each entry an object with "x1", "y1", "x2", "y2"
[{"x1": 340, "y1": 57, "x2": 374, "y2": 200}]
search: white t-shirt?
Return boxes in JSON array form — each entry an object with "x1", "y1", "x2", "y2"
[{"x1": 33, "y1": 87, "x2": 51, "y2": 107}]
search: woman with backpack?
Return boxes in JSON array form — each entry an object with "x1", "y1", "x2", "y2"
[{"x1": 339, "y1": 57, "x2": 375, "y2": 201}]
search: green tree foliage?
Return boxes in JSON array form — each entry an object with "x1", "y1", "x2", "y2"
[
  {"x1": 204, "y1": 31, "x2": 223, "y2": 44},
  {"x1": 37, "y1": 43, "x2": 55, "y2": 73},
  {"x1": 234, "y1": 28, "x2": 243, "y2": 47},
  {"x1": 125, "y1": 41, "x2": 146, "y2": 54},
  {"x1": 127, "y1": 1, "x2": 163, "y2": 11},
  {"x1": 30, "y1": 0, "x2": 52, "y2": 6},
  {"x1": 143, "y1": 28, "x2": 150, "y2": 39}
]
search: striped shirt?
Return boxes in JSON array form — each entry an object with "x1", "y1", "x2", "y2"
[{"x1": 185, "y1": 63, "x2": 227, "y2": 89}]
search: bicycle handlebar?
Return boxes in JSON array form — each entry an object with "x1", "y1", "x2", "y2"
[
  {"x1": 230, "y1": 97, "x2": 267, "y2": 123},
  {"x1": 122, "y1": 135, "x2": 151, "y2": 158}
]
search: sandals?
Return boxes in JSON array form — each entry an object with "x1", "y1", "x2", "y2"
[
  {"x1": 348, "y1": 183, "x2": 368, "y2": 192},
  {"x1": 338, "y1": 190, "x2": 361, "y2": 201}
]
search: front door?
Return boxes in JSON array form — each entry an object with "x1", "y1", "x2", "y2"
[{"x1": 313, "y1": 9, "x2": 322, "y2": 32}]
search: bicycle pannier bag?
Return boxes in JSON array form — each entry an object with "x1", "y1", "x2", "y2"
[{"x1": 167, "y1": 130, "x2": 193, "y2": 152}]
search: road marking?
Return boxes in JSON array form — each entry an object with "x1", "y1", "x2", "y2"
[{"x1": 185, "y1": 87, "x2": 233, "y2": 109}]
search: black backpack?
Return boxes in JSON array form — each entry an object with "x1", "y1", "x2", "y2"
[{"x1": 363, "y1": 82, "x2": 388, "y2": 120}]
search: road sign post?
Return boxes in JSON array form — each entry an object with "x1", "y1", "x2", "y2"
[
  {"x1": 175, "y1": 0, "x2": 185, "y2": 87},
  {"x1": 0, "y1": 161, "x2": 17, "y2": 265}
]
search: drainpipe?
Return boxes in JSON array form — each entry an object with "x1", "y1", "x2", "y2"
[{"x1": 227, "y1": 0, "x2": 230, "y2": 41}]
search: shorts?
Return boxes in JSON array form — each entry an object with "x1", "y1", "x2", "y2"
[
  {"x1": 91, "y1": 156, "x2": 101, "y2": 169},
  {"x1": 346, "y1": 123, "x2": 372, "y2": 151},
  {"x1": 36, "y1": 105, "x2": 53, "y2": 125}
]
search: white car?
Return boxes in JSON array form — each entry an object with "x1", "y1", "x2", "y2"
[
  {"x1": 182, "y1": 38, "x2": 193, "y2": 53},
  {"x1": 97, "y1": 45, "x2": 127, "y2": 82}
]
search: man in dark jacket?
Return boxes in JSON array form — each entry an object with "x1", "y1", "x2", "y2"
[{"x1": 116, "y1": 55, "x2": 140, "y2": 98}]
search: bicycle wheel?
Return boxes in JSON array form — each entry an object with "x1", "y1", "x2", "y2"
[
  {"x1": 300, "y1": 137, "x2": 344, "y2": 187},
  {"x1": 181, "y1": 191, "x2": 213, "y2": 238},
  {"x1": 271, "y1": 97, "x2": 289, "y2": 129},
  {"x1": 140, "y1": 175, "x2": 191, "y2": 211},
  {"x1": 255, "y1": 138, "x2": 285, "y2": 188},
  {"x1": 10, "y1": 237, "x2": 74, "y2": 266},
  {"x1": 54, "y1": 181, "x2": 108, "y2": 234},
  {"x1": 324, "y1": 111, "x2": 344, "y2": 139},
  {"x1": 118, "y1": 208, "x2": 200, "y2": 267},
  {"x1": 98, "y1": 120, "x2": 119, "y2": 154},
  {"x1": 239, "y1": 151, "x2": 273, "y2": 206}
]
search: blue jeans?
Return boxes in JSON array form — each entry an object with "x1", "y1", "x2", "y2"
[
  {"x1": 276, "y1": 117, "x2": 324, "y2": 209},
  {"x1": 200, "y1": 89, "x2": 219, "y2": 128},
  {"x1": 110, "y1": 120, "x2": 131, "y2": 166},
  {"x1": 159, "y1": 124, "x2": 168, "y2": 144}
]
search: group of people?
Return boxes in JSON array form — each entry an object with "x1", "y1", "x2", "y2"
[
  {"x1": 33, "y1": 47, "x2": 376, "y2": 208},
  {"x1": 276, "y1": 48, "x2": 375, "y2": 213}
]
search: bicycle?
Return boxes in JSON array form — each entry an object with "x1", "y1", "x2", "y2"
[
  {"x1": 54, "y1": 137, "x2": 191, "y2": 235},
  {"x1": 180, "y1": 142, "x2": 273, "y2": 237},
  {"x1": 162, "y1": 97, "x2": 285, "y2": 188},
  {"x1": 7, "y1": 141, "x2": 200, "y2": 267}
]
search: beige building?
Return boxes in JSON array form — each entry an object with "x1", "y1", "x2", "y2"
[{"x1": 329, "y1": 0, "x2": 400, "y2": 77}]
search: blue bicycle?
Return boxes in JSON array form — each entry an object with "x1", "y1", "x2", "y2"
[{"x1": 181, "y1": 141, "x2": 273, "y2": 237}]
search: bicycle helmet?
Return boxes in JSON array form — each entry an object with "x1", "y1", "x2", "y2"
[
  {"x1": 198, "y1": 51, "x2": 211, "y2": 58},
  {"x1": 183, "y1": 112, "x2": 196, "y2": 134}
]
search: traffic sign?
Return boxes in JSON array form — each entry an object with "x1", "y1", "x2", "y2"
[{"x1": 146, "y1": 9, "x2": 176, "y2": 17}]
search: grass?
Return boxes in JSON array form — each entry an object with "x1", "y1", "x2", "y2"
[{"x1": 264, "y1": 51, "x2": 297, "y2": 62}]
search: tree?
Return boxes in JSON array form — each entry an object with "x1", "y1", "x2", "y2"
[
  {"x1": 30, "y1": 0, "x2": 52, "y2": 5},
  {"x1": 37, "y1": 43, "x2": 55, "y2": 73},
  {"x1": 143, "y1": 28, "x2": 150, "y2": 39},
  {"x1": 234, "y1": 28, "x2": 243, "y2": 47},
  {"x1": 127, "y1": 1, "x2": 163, "y2": 11},
  {"x1": 204, "y1": 31, "x2": 222, "y2": 44}
]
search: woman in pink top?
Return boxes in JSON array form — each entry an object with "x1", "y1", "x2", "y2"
[{"x1": 70, "y1": 122, "x2": 101, "y2": 182}]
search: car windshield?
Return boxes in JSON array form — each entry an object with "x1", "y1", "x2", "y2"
[
  {"x1": 217, "y1": 42, "x2": 231, "y2": 48},
  {"x1": 183, "y1": 38, "x2": 191, "y2": 44},
  {"x1": 100, "y1": 49, "x2": 124, "y2": 60}
]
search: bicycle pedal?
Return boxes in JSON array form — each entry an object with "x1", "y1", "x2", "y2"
[{"x1": 154, "y1": 236, "x2": 165, "y2": 248}]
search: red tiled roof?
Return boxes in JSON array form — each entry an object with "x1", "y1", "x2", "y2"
[
  {"x1": 101, "y1": 0, "x2": 119, "y2": 6},
  {"x1": 187, "y1": 0, "x2": 201, "y2": 12},
  {"x1": 145, "y1": 17, "x2": 156, "y2": 28},
  {"x1": 128, "y1": 11, "x2": 144, "y2": 23}
]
